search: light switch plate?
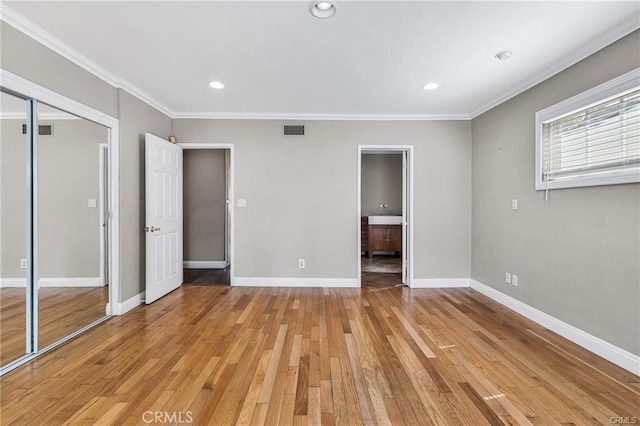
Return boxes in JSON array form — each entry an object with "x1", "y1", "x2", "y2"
[
  {"x1": 237, "y1": 199, "x2": 247, "y2": 208},
  {"x1": 511, "y1": 199, "x2": 518, "y2": 210},
  {"x1": 88, "y1": 198, "x2": 97, "y2": 208}
]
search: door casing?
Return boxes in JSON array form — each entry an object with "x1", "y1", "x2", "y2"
[
  {"x1": 357, "y1": 145, "x2": 414, "y2": 288},
  {"x1": 178, "y1": 143, "x2": 235, "y2": 284}
]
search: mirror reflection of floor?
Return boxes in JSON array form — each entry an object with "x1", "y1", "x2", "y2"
[
  {"x1": 361, "y1": 256, "x2": 403, "y2": 287},
  {"x1": 0, "y1": 286, "x2": 108, "y2": 367}
]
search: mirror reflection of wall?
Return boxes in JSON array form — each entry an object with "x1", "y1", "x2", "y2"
[
  {"x1": 0, "y1": 91, "x2": 29, "y2": 367},
  {"x1": 36, "y1": 102, "x2": 110, "y2": 350}
]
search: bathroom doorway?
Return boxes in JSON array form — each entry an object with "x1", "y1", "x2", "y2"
[
  {"x1": 180, "y1": 145, "x2": 232, "y2": 286},
  {"x1": 358, "y1": 146, "x2": 413, "y2": 288}
]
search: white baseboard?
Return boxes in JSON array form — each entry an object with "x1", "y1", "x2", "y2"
[
  {"x1": 470, "y1": 279, "x2": 640, "y2": 376},
  {"x1": 183, "y1": 260, "x2": 228, "y2": 269},
  {"x1": 0, "y1": 278, "x2": 27, "y2": 288},
  {"x1": 232, "y1": 277, "x2": 359, "y2": 288},
  {"x1": 412, "y1": 278, "x2": 470, "y2": 288},
  {"x1": 0, "y1": 277, "x2": 104, "y2": 288},
  {"x1": 107, "y1": 291, "x2": 145, "y2": 316}
]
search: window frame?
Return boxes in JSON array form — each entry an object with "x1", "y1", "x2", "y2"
[{"x1": 535, "y1": 68, "x2": 640, "y2": 190}]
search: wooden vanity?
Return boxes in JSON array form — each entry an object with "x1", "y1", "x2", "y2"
[
  {"x1": 368, "y1": 224, "x2": 402, "y2": 258},
  {"x1": 362, "y1": 216, "x2": 402, "y2": 258}
]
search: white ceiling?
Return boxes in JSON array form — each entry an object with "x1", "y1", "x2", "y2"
[{"x1": 2, "y1": 1, "x2": 639, "y2": 119}]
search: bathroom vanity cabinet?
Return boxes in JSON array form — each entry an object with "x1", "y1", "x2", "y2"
[{"x1": 367, "y1": 224, "x2": 402, "y2": 258}]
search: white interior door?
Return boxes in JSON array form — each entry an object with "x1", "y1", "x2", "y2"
[
  {"x1": 145, "y1": 133, "x2": 183, "y2": 304},
  {"x1": 402, "y1": 151, "x2": 408, "y2": 284}
]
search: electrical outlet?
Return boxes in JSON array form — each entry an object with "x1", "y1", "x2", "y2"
[
  {"x1": 512, "y1": 274, "x2": 518, "y2": 286},
  {"x1": 298, "y1": 258, "x2": 305, "y2": 269},
  {"x1": 505, "y1": 272, "x2": 511, "y2": 284},
  {"x1": 20, "y1": 258, "x2": 27, "y2": 269}
]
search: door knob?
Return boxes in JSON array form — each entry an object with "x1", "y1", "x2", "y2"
[{"x1": 144, "y1": 226, "x2": 161, "y2": 233}]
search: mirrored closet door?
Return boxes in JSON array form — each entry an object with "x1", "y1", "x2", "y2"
[{"x1": 0, "y1": 88, "x2": 111, "y2": 374}]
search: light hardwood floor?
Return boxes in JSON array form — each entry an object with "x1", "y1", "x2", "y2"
[
  {"x1": 1, "y1": 285, "x2": 638, "y2": 425},
  {"x1": 0, "y1": 287, "x2": 108, "y2": 366}
]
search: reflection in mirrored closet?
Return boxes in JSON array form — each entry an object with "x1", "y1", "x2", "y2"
[
  {"x1": 0, "y1": 88, "x2": 112, "y2": 374},
  {"x1": 36, "y1": 102, "x2": 109, "y2": 350},
  {"x1": 0, "y1": 91, "x2": 30, "y2": 367}
]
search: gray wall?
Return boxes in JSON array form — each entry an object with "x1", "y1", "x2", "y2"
[
  {"x1": 174, "y1": 120, "x2": 472, "y2": 280},
  {"x1": 1, "y1": 117, "x2": 107, "y2": 279},
  {"x1": 183, "y1": 149, "x2": 226, "y2": 262},
  {"x1": 471, "y1": 30, "x2": 640, "y2": 355},
  {"x1": 361, "y1": 154, "x2": 402, "y2": 216},
  {"x1": 118, "y1": 90, "x2": 172, "y2": 300},
  {"x1": 1, "y1": 22, "x2": 172, "y2": 301}
]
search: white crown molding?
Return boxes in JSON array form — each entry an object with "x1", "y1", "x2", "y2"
[
  {"x1": 470, "y1": 16, "x2": 640, "y2": 119},
  {"x1": 0, "y1": 4, "x2": 468, "y2": 123},
  {"x1": 470, "y1": 279, "x2": 640, "y2": 376},
  {"x1": 0, "y1": 4, "x2": 175, "y2": 118},
  {"x1": 2, "y1": 4, "x2": 637, "y2": 122},
  {"x1": 172, "y1": 112, "x2": 471, "y2": 121}
]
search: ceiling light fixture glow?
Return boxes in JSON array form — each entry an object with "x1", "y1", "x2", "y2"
[
  {"x1": 209, "y1": 81, "x2": 224, "y2": 89},
  {"x1": 495, "y1": 50, "x2": 513, "y2": 61},
  {"x1": 422, "y1": 82, "x2": 439, "y2": 91},
  {"x1": 309, "y1": 1, "x2": 336, "y2": 19}
]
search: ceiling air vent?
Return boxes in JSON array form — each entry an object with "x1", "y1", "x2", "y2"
[
  {"x1": 22, "y1": 124, "x2": 54, "y2": 136},
  {"x1": 283, "y1": 124, "x2": 305, "y2": 136}
]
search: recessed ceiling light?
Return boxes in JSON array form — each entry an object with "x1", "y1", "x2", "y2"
[
  {"x1": 495, "y1": 50, "x2": 513, "y2": 61},
  {"x1": 422, "y1": 82, "x2": 439, "y2": 91},
  {"x1": 309, "y1": 1, "x2": 336, "y2": 19},
  {"x1": 209, "y1": 81, "x2": 224, "y2": 89}
]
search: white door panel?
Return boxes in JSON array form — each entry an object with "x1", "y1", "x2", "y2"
[{"x1": 145, "y1": 133, "x2": 183, "y2": 304}]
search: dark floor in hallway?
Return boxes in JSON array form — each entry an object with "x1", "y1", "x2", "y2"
[{"x1": 183, "y1": 268, "x2": 230, "y2": 285}]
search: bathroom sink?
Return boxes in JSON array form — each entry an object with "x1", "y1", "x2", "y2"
[{"x1": 368, "y1": 215, "x2": 403, "y2": 225}]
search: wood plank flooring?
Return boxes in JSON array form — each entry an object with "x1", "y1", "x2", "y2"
[
  {"x1": 0, "y1": 287, "x2": 108, "y2": 366},
  {"x1": 1, "y1": 285, "x2": 638, "y2": 425}
]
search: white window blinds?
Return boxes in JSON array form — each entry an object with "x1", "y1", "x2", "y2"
[{"x1": 542, "y1": 88, "x2": 640, "y2": 182}]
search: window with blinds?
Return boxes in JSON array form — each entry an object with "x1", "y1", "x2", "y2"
[{"x1": 535, "y1": 69, "x2": 640, "y2": 190}]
